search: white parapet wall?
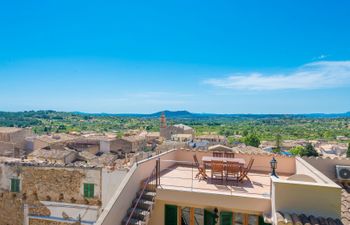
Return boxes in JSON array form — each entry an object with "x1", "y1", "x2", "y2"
[{"x1": 271, "y1": 157, "x2": 342, "y2": 223}]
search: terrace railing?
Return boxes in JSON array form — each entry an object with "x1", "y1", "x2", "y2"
[{"x1": 124, "y1": 164, "x2": 157, "y2": 225}]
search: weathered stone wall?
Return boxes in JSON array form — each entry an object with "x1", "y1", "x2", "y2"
[
  {"x1": 110, "y1": 139, "x2": 132, "y2": 153},
  {"x1": 0, "y1": 164, "x2": 102, "y2": 225},
  {"x1": 160, "y1": 126, "x2": 194, "y2": 140},
  {"x1": 0, "y1": 192, "x2": 23, "y2": 225},
  {"x1": 0, "y1": 128, "x2": 34, "y2": 150},
  {"x1": 0, "y1": 141, "x2": 15, "y2": 157},
  {"x1": 21, "y1": 167, "x2": 101, "y2": 205}
]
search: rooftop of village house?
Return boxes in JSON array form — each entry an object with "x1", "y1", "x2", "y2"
[
  {"x1": 34, "y1": 133, "x2": 78, "y2": 143},
  {"x1": 28, "y1": 147, "x2": 76, "y2": 160},
  {"x1": 121, "y1": 135, "x2": 146, "y2": 142},
  {"x1": 195, "y1": 134, "x2": 226, "y2": 139},
  {"x1": 173, "y1": 124, "x2": 193, "y2": 130},
  {"x1": 0, "y1": 127, "x2": 25, "y2": 133}
]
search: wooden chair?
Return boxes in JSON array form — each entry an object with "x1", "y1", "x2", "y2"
[
  {"x1": 239, "y1": 158, "x2": 254, "y2": 182},
  {"x1": 213, "y1": 151, "x2": 223, "y2": 158},
  {"x1": 193, "y1": 154, "x2": 207, "y2": 180},
  {"x1": 226, "y1": 162, "x2": 241, "y2": 182},
  {"x1": 211, "y1": 160, "x2": 224, "y2": 180},
  {"x1": 224, "y1": 152, "x2": 235, "y2": 158}
]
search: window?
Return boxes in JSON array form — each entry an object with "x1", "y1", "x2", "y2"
[
  {"x1": 234, "y1": 213, "x2": 259, "y2": 225},
  {"x1": 247, "y1": 215, "x2": 258, "y2": 225},
  {"x1": 83, "y1": 183, "x2": 94, "y2": 198},
  {"x1": 165, "y1": 204, "x2": 178, "y2": 225},
  {"x1": 220, "y1": 212, "x2": 233, "y2": 225},
  {"x1": 204, "y1": 209, "x2": 215, "y2": 225},
  {"x1": 181, "y1": 207, "x2": 190, "y2": 225},
  {"x1": 194, "y1": 208, "x2": 204, "y2": 225},
  {"x1": 11, "y1": 178, "x2": 20, "y2": 193},
  {"x1": 233, "y1": 213, "x2": 244, "y2": 225}
]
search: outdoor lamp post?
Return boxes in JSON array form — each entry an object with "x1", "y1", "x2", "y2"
[{"x1": 270, "y1": 157, "x2": 278, "y2": 178}]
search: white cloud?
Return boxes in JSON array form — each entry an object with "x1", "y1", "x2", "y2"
[
  {"x1": 312, "y1": 54, "x2": 328, "y2": 60},
  {"x1": 204, "y1": 61, "x2": 350, "y2": 90}
]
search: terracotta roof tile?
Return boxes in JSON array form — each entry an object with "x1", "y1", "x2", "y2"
[{"x1": 277, "y1": 211, "x2": 343, "y2": 225}]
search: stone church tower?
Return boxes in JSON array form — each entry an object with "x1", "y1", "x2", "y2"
[
  {"x1": 160, "y1": 112, "x2": 167, "y2": 138},
  {"x1": 160, "y1": 112, "x2": 167, "y2": 128}
]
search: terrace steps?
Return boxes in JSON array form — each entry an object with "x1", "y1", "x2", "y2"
[{"x1": 122, "y1": 185, "x2": 157, "y2": 225}]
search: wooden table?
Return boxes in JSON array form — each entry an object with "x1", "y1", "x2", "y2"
[{"x1": 202, "y1": 156, "x2": 246, "y2": 166}]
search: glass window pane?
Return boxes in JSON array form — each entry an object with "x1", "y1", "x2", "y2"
[
  {"x1": 194, "y1": 208, "x2": 204, "y2": 225},
  {"x1": 181, "y1": 207, "x2": 190, "y2": 225},
  {"x1": 247, "y1": 215, "x2": 258, "y2": 225},
  {"x1": 233, "y1": 213, "x2": 244, "y2": 225}
]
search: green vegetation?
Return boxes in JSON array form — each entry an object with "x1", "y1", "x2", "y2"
[
  {"x1": 0, "y1": 111, "x2": 349, "y2": 143},
  {"x1": 289, "y1": 146, "x2": 305, "y2": 156},
  {"x1": 244, "y1": 134, "x2": 261, "y2": 147},
  {"x1": 274, "y1": 134, "x2": 282, "y2": 153},
  {"x1": 300, "y1": 143, "x2": 319, "y2": 157},
  {"x1": 347, "y1": 143, "x2": 350, "y2": 158}
]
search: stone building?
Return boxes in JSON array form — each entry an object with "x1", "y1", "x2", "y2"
[
  {"x1": 27, "y1": 148, "x2": 78, "y2": 164},
  {"x1": 160, "y1": 124, "x2": 194, "y2": 140},
  {"x1": 146, "y1": 132, "x2": 161, "y2": 144},
  {"x1": 159, "y1": 112, "x2": 194, "y2": 140},
  {"x1": 195, "y1": 134, "x2": 227, "y2": 146},
  {"x1": 171, "y1": 133, "x2": 193, "y2": 142},
  {"x1": 26, "y1": 133, "x2": 78, "y2": 152},
  {"x1": 0, "y1": 158, "x2": 128, "y2": 225},
  {"x1": 110, "y1": 135, "x2": 147, "y2": 154},
  {"x1": 0, "y1": 127, "x2": 33, "y2": 157}
]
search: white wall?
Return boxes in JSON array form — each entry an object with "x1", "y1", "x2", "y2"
[
  {"x1": 101, "y1": 168, "x2": 128, "y2": 208},
  {"x1": 0, "y1": 163, "x2": 20, "y2": 191},
  {"x1": 79, "y1": 168, "x2": 102, "y2": 199},
  {"x1": 100, "y1": 141, "x2": 111, "y2": 153},
  {"x1": 27, "y1": 201, "x2": 99, "y2": 224},
  {"x1": 272, "y1": 179, "x2": 341, "y2": 221}
]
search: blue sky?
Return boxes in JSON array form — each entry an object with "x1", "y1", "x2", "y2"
[{"x1": 0, "y1": 0, "x2": 350, "y2": 114}]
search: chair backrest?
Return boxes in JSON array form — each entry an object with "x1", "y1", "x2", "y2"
[
  {"x1": 245, "y1": 158, "x2": 255, "y2": 173},
  {"x1": 213, "y1": 151, "x2": 223, "y2": 158},
  {"x1": 211, "y1": 160, "x2": 224, "y2": 172},
  {"x1": 224, "y1": 152, "x2": 235, "y2": 158},
  {"x1": 226, "y1": 162, "x2": 241, "y2": 173},
  {"x1": 193, "y1": 154, "x2": 200, "y2": 167}
]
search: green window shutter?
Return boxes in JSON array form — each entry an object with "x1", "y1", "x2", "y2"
[
  {"x1": 90, "y1": 183, "x2": 94, "y2": 198},
  {"x1": 16, "y1": 179, "x2": 20, "y2": 192},
  {"x1": 11, "y1": 179, "x2": 20, "y2": 193},
  {"x1": 84, "y1": 183, "x2": 88, "y2": 197},
  {"x1": 11, "y1": 179, "x2": 14, "y2": 192},
  {"x1": 204, "y1": 209, "x2": 215, "y2": 225},
  {"x1": 220, "y1": 211, "x2": 233, "y2": 225},
  {"x1": 258, "y1": 216, "x2": 270, "y2": 225},
  {"x1": 84, "y1": 183, "x2": 94, "y2": 198},
  {"x1": 164, "y1": 204, "x2": 177, "y2": 225}
]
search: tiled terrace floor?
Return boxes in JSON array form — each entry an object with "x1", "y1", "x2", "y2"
[{"x1": 157, "y1": 165, "x2": 290, "y2": 198}]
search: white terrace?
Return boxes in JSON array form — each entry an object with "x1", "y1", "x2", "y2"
[{"x1": 95, "y1": 149, "x2": 342, "y2": 225}]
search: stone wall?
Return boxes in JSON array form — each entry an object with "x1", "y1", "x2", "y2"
[
  {"x1": 21, "y1": 167, "x2": 102, "y2": 206},
  {"x1": 160, "y1": 126, "x2": 194, "y2": 140},
  {"x1": 0, "y1": 192, "x2": 23, "y2": 225},
  {"x1": 0, "y1": 141, "x2": 15, "y2": 157}
]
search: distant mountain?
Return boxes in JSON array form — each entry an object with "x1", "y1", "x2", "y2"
[
  {"x1": 149, "y1": 110, "x2": 193, "y2": 118},
  {"x1": 73, "y1": 110, "x2": 350, "y2": 119}
]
